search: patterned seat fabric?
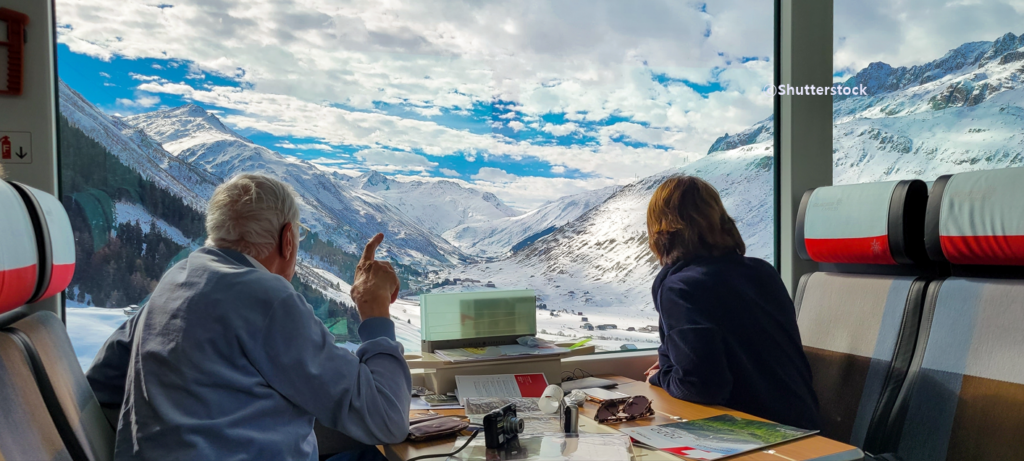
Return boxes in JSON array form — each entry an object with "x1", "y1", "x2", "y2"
[
  {"x1": 886, "y1": 278, "x2": 1024, "y2": 460},
  {"x1": 796, "y1": 273, "x2": 925, "y2": 452},
  {"x1": 794, "y1": 180, "x2": 930, "y2": 453},
  {"x1": 884, "y1": 166, "x2": 1024, "y2": 460},
  {"x1": 9, "y1": 312, "x2": 115, "y2": 461},
  {"x1": 0, "y1": 333, "x2": 73, "y2": 461}
]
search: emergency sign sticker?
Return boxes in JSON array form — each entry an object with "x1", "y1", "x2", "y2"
[{"x1": 0, "y1": 131, "x2": 31, "y2": 164}]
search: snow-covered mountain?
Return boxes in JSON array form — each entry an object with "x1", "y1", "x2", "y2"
[
  {"x1": 124, "y1": 105, "x2": 471, "y2": 267},
  {"x1": 346, "y1": 171, "x2": 520, "y2": 236},
  {"x1": 442, "y1": 141, "x2": 774, "y2": 321},
  {"x1": 833, "y1": 31, "x2": 1024, "y2": 184},
  {"x1": 59, "y1": 81, "x2": 219, "y2": 211},
  {"x1": 442, "y1": 185, "x2": 621, "y2": 257},
  {"x1": 707, "y1": 115, "x2": 773, "y2": 155}
]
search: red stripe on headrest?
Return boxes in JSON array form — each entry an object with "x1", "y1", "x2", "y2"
[
  {"x1": 38, "y1": 262, "x2": 76, "y2": 300},
  {"x1": 805, "y1": 236, "x2": 897, "y2": 265},
  {"x1": 0, "y1": 264, "x2": 38, "y2": 313},
  {"x1": 940, "y1": 235, "x2": 1024, "y2": 265}
]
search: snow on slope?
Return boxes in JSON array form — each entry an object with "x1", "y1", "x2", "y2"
[
  {"x1": 124, "y1": 105, "x2": 471, "y2": 267},
  {"x1": 59, "y1": 80, "x2": 219, "y2": 210},
  {"x1": 347, "y1": 171, "x2": 520, "y2": 236},
  {"x1": 434, "y1": 142, "x2": 774, "y2": 350},
  {"x1": 295, "y1": 262, "x2": 356, "y2": 308},
  {"x1": 442, "y1": 185, "x2": 622, "y2": 257},
  {"x1": 114, "y1": 201, "x2": 191, "y2": 245},
  {"x1": 833, "y1": 32, "x2": 1024, "y2": 184}
]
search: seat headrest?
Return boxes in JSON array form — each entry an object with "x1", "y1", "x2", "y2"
[
  {"x1": 12, "y1": 183, "x2": 76, "y2": 301},
  {"x1": 0, "y1": 181, "x2": 39, "y2": 313},
  {"x1": 797, "y1": 180, "x2": 928, "y2": 266},
  {"x1": 926, "y1": 167, "x2": 1024, "y2": 266}
]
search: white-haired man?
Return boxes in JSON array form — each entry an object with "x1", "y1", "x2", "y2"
[{"x1": 87, "y1": 174, "x2": 410, "y2": 461}]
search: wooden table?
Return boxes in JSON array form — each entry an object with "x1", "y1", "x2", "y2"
[{"x1": 383, "y1": 376, "x2": 864, "y2": 461}]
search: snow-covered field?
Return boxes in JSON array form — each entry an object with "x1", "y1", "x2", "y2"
[{"x1": 65, "y1": 304, "x2": 130, "y2": 371}]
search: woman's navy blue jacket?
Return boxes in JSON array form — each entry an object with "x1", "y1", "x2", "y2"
[{"x1": 649, "y1": 252, "x2": 821, "y2": 430}]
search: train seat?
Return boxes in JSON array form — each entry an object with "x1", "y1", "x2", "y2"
[
  {"x1": 881, "y1": 167, "x2": 1024, "y2": 460},
  {"x1": 0, "y1": 333, "x2": 74, "y2": 461},
  {"x1": 1, "y1": 180, "x2": 113, "y2": 461},
  {"x1": 793, "y1": 179, "x2": 931, "y2": 453}
]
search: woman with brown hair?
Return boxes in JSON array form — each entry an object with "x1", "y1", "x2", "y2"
[{"x1": 643, "y1": 175, "x2": 820, "y2": 430}]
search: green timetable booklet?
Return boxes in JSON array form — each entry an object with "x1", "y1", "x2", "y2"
[{"x1": 617, "y1": 414, "x2": 817, "y2": 460}]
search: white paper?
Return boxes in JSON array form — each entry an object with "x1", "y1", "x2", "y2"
[{"x1": 456, "y1": 374, "x2": 524, "y2": 403}]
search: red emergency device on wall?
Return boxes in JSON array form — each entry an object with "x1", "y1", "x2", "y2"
[{"x1": 0, "y1": 7, "x2": 29, "y2": 96}]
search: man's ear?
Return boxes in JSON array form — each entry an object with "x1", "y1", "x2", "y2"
[
  {"x1": 280, "y1": 222, "x2": 294, "y2": 259},
  {"x1": 391, "y1": 285, "x2": 399, "y2": 304}
]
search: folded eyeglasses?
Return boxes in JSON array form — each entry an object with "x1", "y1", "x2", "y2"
[{"x1": 594, "y1": 395, "x2": 654, "y2": 424}]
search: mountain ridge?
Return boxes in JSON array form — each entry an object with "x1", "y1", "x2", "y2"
[
  {"x1": 124, "y1": 104, "x2": 474, "y2": 267},
  {"x1": 838, "y1": 32, "x2": 1024, "y2": 99}
]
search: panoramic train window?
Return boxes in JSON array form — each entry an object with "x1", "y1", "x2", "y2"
[
  {"x1": 56, "y1": 1, "x2": 776, "y2": 366},
  {"x1": 833, "y1": 0, "x2": 1024, "y2": 185}
]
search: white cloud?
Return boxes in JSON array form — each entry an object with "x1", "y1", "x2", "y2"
[
  {"x1": 310, "y1": 157, "x2": 351, "y2": 164},
  {"x1": 99, "y1": 71, "x2": 110, "y2": 78},
  {"x1": 136, "y1": 81, "x2": 695, "y2": 179},
  {"x1": 355, "y1": 148, "x2": 438, "y2": 169},
  {"x1": 56, "y1": 0, "x2": 778, "y2": 184},
  {"x1": 129, "y1": 73, "x2": 163, "y2": 82},
  {"x1": 541, "y1": 122, "x2": 580, "y2": 137},
  {"x1": 472, "y1": 167, "x2": 517, "y2": 183},
  {"x1": 185, "y1": 63, "x2": 205, "y2": 80},
  {"x1": 440, "y1": 168, "x2": 460, "y2": 177},
  {"x1": 833, "y1": 0, "x2": 1024, "y2": 73},
  {"x1": 551, "y1": 165, "x2": 566, "y2": 174},
  {"x1": 116, "y1": 94, "x2": 161, "y2": 108},
  {"x1": 276, "y1": 141, "x2": 334, "y2": 151},
  {"x1": 411, "y1": 106, "x2": 442, "y2": 117}
]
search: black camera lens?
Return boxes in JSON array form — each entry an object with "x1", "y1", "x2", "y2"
[{"x1": 504, "y1": 414, "x2": 525, "y2": 436}]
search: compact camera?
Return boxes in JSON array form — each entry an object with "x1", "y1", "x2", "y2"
[{"x1": 483, "y1": 403, "x2": 525, "y2": 449}]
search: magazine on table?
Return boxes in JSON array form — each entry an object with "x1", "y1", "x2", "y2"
[{"x1": 617, "y1": 414, "x2": 817, "y2": 460}]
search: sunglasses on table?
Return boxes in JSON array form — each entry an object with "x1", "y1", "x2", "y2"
[{"x1": 594, "y1": 395, "x2": 654, "y2": 424}]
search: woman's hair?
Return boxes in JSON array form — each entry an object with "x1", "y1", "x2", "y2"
[
  {"x1": 646, "y1": 175, "x2": 745, "y2": 266},
  {"x1": 205, "y1": 174, "x2": 300, "y2": 259}
]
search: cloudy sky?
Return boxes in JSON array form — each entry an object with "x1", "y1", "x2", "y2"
[
  {"x1": 834, "y1": 0, "x2": 1024, "y2": 80},
  {"x1": 55, "y1": 0, "x2": 773, "y2": 209}
]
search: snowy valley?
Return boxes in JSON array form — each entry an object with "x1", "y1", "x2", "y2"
[{"x1": 62, "y1": 31, "x2": 1024, "y2": 356}]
